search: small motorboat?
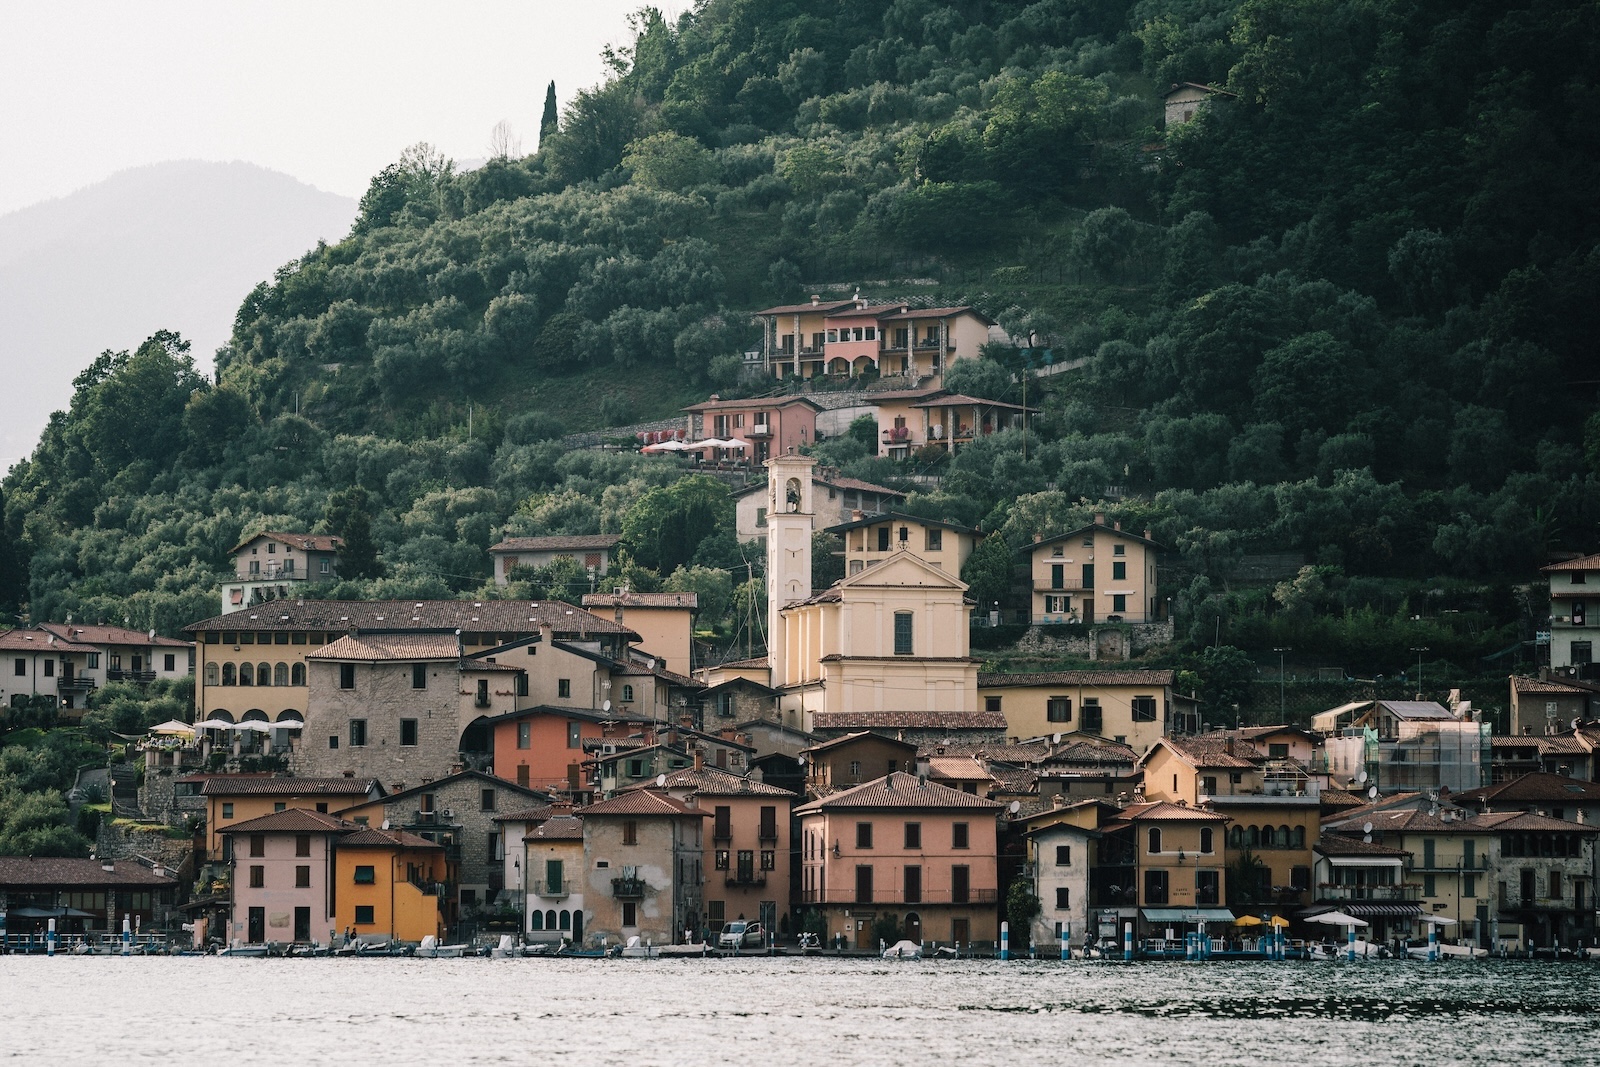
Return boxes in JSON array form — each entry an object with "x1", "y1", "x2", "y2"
[
  {"x1": 416, "y1": 935, "x2": 468, "y2": 959},
  {"x1": 882, "y1": 939, "x2": 922, "y2": 959},
  {"x1": 219, "y1": 942, "x2": 270, "y2": 958}
]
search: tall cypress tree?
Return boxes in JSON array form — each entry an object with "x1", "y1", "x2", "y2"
[
  {"x1": 539, "y1": 81, "x2": 559, "y2": 148},
  {"x1": 326, "y1": 486, "x2": 383, "y2": 580}
]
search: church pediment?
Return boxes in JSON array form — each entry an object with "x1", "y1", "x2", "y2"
[{"x1": 839, "y1": 550, "x2": 968, "y2": 592}]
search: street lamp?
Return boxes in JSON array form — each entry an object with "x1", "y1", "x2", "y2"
[
  {"x1": 1410, "y1": 647, "x2": 1430, "y2": 699},
  {"x1": 1273, "y1": 647, "x2": 1291, "y2": 719}
]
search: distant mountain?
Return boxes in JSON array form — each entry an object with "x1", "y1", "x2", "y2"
[{"x1": 0, "y1": 161, "x2": 356, "y2": 468}]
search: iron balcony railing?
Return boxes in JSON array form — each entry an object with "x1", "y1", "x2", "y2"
[
  {"x1": 531, "y1": 879, "x2": 568, "y2": 898},
  {"x1": 799, "y1": 887, "x2": 996, "y2": 905},
  {"x1": 1317, "y1": 883, "x2": 1421, "y2": 902},
  {"x1": 612, "y1": 876, "x2": 647, "y2": 898}
]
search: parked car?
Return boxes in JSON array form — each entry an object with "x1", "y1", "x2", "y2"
[{"x1": 718, "y1": 921, "x2": 764, "y2": 949}]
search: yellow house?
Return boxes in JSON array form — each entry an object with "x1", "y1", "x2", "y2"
[
  {"x1": 333, "y1": 826, "x2": 449, "y2": 943},
  {"x1": 827, "y1": 512, "x2": 980, "y2": 577},
  {"x1": 1029, "y1": 517, "x2": 1162, "y2": 624},
  {"x1": 778, "y1": 550, "x2": 978, "y2": 731},
  {"x1": 195, "y1": 774, "x2": 383, "y2": 861},
  {"x1": 1140, "y1": 736, "x2": 1320, "y2": 914},
  {"x1": 755, "y1": 295, "x2": 996, "y2": 382},
  {"x1": 582, "y1": 591, "x2": 698, "y2": 675},
  {"x1": 977, "y1": 670, "x2": 1176, "y2": 753},
  {"x1": 1094, "y1": 800, "x2": 1232, "y2": 937}
]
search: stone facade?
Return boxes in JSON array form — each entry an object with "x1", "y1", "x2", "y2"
[{"x1": 582, "y1": 795, "x2": 706, "y2": 946}]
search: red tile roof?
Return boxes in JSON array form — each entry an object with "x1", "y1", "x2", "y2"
[
  {"x1": 648, "y1": 766, "x2": 796, "y2": 797},
  {"x1": 876, "y1": 305, "x2": 994, "y2": 324},
  {"x1": 187, "y1": 599, "x2": 631, "y2": 638},
  {"x1": 1510, "y1": 676, "x2": 1590, "y2": 695},
  {"x1": 0, "y1": 858, "x2": 177, "y2": 888},
  {"x1": 681, "y1": 395, "x2": 822, "y2": 413},
  {"x1": 231, "y1": 531, "x2": 344, "y2": 554},
  {"x1": 795, "y1": 772, "x2": 1003, "y2": 812},
  {"x1": 812, "y1": 711, "x2": 1009, "y2": 731},
  {"x1": 582, "y1": 790, "x2": 709, "y2": 818},
  {"x1": 754, "y1": 299, "x2": 860, "y2": 316},
  {"x1": 523, "y1": 816, "x2": 585, "y2": 841},
  {"x1": 490, "y1": 535, "x2": 622, "y2": 553},
  {"x1": 36, "y1": 623, "x2": 190, "y2": 648},
  {"x1": 582, "y1": 592, "x2": 700, "y2": 610},
  {"x1": 1315, "y1": 834, "x2": 1409, "y2": 858},
  {"x1": 199, "y1": 775, "x2": 380, "y2": 797},
  {"x1": 340, "y1": 827, "x2": 444, "y2": 850},
  {"x1": 1540, "y1": 553, "x2": 1600, "y2": 572},
  {"x1": 911, "y1": 393, "x2": 1034, "y2": 412},
  {"x1": 308, "y1": 634, "x2": 462, "y2": 662},
  {"x1": 1108, "y1": 800, "x2": 1229, "y2": 824},
  {"x1": 1454, "y1": 772, "x2": 1600, "y2": 804},
  {"x1": 0, "y1": 629, "x2": 98, "y2": 653},
  {"x1": 219, "y1": 809, "x2": 351, "y2": 834}
]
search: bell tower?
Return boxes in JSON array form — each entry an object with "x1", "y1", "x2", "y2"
[{"x1": 765, "y1": 449, "x2": 815, "y2": 687}]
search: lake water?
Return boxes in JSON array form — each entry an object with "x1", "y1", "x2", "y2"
[{"x1": 2, "y1": 957, "x2": 1595, "y2": 1065}]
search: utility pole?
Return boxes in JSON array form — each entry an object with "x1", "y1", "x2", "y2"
[
  {"x1": 1410, "y1": 647, "x2": 1430, "y2": 699},
  {"x1": 1274, "y1": 647, "x2": 1291, "y2": 719}
]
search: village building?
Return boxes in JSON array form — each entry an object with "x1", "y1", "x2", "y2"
[
  {"x1": 733, "y1": 467, "x2": 904, "y2": 546},
  {"x1": 1540, "y1": 552, "x2": 1599, "y2": 678},
  {"x1": 826, "y1": 510, "x2": 981, "y2": 577},
  {"x1": 581, "y1": 591, "x2": 698, "y2": 675},
  {"x1": 1018, "y1": 799, "x2": 1103, "y2": 949},
  {"x1": 1161, "y1": 82, "x2": 1236, "y2": 128},
  {"x1": 488, "y1": 534, "x2": 623, "y2": 586},
  {"x1": 0, "y1": 624, "x2": 192, "y2": 716},
  {"x1": 222, "y1": 532, "x2": 342, "y2": 613},
  {"x1": 797, "y1": 772, "x2": 1003, "y2": 950},
  {"x1": 681, "y1": 394, "x2": 821, "y2": 465},
  {"x1": 701, "y1": 676, "x2": 780, "y2": 726},
  {"x1": 581, "y1": 789, "x2": 708, "y2": 946},
  {"x1": 332, "y1": 826, "x2": 450, "y2": 943},
  {"x1": 1028, "y1": 518, "x2": 1163, "y2": 626},
  {"x1": 507, "y1": 806, "x2": 586, "y2": 945},
  {"x1": 1508, "y1": 674, "x2": 1595, "y2": 736},
  {"x1": 1308, "y1": 834, "x2": 1419, "y2": 943},
  {"x1": 801, "y1": 732, "x2": 919, "y2": 797},
  {"x1": 1088, "y1": 800, "x2": 1232, "y2": 942},
  {"x1": 1313, "y1": 698, "x2": 1491, "y2": 794},
  {"x1": 588, "y1": 730, "x2": 757, "y2": 794},
  {"x1": 195, "y1": 774, "x2": 382, "y2": 862},
  {"x1": 220, "y1": 808, "x2": 348, "y2": 946},
  {"x1": 483, "y1": 706, "x2": 654, "y2": 795},
  {"x1": 754, "y1": 295, "x2": 999, "y2": 382},
  {"x1": 0, "y1": 858, "x2": 178, "y2": 945},
  {"x1": 978, "y1": 670, "x2": 1178, "y2": 753}
]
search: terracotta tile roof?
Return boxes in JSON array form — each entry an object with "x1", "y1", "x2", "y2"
[
  {"x1": 754, "y1": 299, "x2": 859, "y2": 316},
  {"x1": 1454, "y1": 773, "x2": 1600, "y2": 804},
  {"x1": 340, "y1": 827, "x2": 443, "y2": 850},
  {"x1": 0, "y1": 858, "x2": 178, "y2": 888},
  {"x1": 1472, "y1": 810, "x2": 1599, "y2": 833},
  {"x1": 681, "y1": 395, "x2": 822, "y2": 412},
  {"x1": 1510, "y1": 675, "x2": 1591, "y2": 695},
  {"x1": 1332, "y1": 810, "x2": 1476, "y2": 835},
  {"x1": 812, "y1": 711, "x2": 1009, "y2": 732},
  {"x1": 814, "y1": 470, "x2": 905, "y2": 497},
  {"x1": 878, "y1": 305, "x2": 994, "y2": 323},
  {"x1": 1315, "y1": 834, "x2": 1409, "y2": 857},
  {"x1": 911, "y1": 393, "x2": 1034, "y2": 412},
  {"x1": 823, "y1": 511, "x2": 980, "y2": 536},
  {"x1": 582, "y1": 790, "x2": 709, "y2": 818},
  {"x1": 0, "y1": 629, "x2": 99, "y2": 653},
  {"x1": 1541, "y1": 553, "x2": 1600, "y2": 572},
  {"x1": 36, "y1": 623, "x2": 190, "y2": 648},
  {"x1": 1109, "y1": 800, "x2": 1229, "y2": 823},
  {"x1": 795, "y1": 772, "x2": 1003, "y2": 813},
  {"x1": 1155, "y1": 735, "x2": 1264, "y2": 769},
  {"x1": 924, "y1": 756, "x2": 993, "y2": 781},
  {"x1": 187, "y1": 599, "x2": 630, "y2": 638},
  {"x1": 523, "y1": 815, "x2": 585, "y2": 841},
  {"x1": 1319, "y1": 788, "x2": 1367, "y2": 810},
  {"x1": 802, "y1": 731, "x2": 917, "y2": 756},
  {"x1": 220, "y1": 809, "x2": 351, "y2": 834},
  {"x1": 978, "y1": 670, "x2": 1175, "y2": 688},
  {"x1": 490, "y1": 535, "x2": 622, "y2": 554},
  {"x1": 360, "y1": 769, "x2": 548, "y2": 807},
  {"x1": 650, "y1": 766, "x2": 796, "y2": 797},
  {"x1": 199, "y1": 775, "x2": 379, "y2": 797},
  {"x1": 919, "y1": 739, "x2": 1053, "y2": 761},
  {"x1": 231, "y1": 531, "x2": 344, "y2": 554},
  {"x1": 1033, "y1": 523, "x2": 1162, "y2": 550},
  {"x1": 582, "y1": 592, "x2": 699, "y2": 610},
  {"x1": 1045, "y1": 738, "x2": 1140, "y2": 765},
  {"x1": 307, "y1": 634, "x2": 462, "y2": 662},
  {"x1": 708, "y1": 656, "x2": 769, "y2": 670}
]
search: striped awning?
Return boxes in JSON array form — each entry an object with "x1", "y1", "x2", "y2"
[
  {"x1": 1341, "y1": 903, "x2": 1422, "y2": 918},
  {"x1": 1140, "y1": 908, "x2": 1235, "y2": 923}
]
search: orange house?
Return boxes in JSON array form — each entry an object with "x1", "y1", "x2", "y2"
[
  {"x1": 485, "y1": 706, "x2": 655, "y2": 794},
  {"x1": 333, "y1": 827, "x2": 449, "y2": 943}
]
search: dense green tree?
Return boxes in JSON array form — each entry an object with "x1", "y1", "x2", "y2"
[
  {"x1": 539, "y1": 80, "x2": 560, "y2": 146},
  {"x1": 326, "y1": 486, "x2": 383, "y2": 579},
  {"x1": 961, "y1": 532, "x2": 1015, "y2": 613},
  {"x1": 621, "y1": 475, "x2": 733, "y2": 574}
]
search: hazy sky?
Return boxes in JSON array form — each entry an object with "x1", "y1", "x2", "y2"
[{"x1": 0, "y1": 0, "x2": 684, "y2": 214}]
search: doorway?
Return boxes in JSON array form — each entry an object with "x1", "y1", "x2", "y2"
[
  {"x1": 904, "y1": 913, "x2": 921, "y2": 944},
  {"x1": 248, "y1": 907, "x2": 265, "y2": 943},
  {"x1": 294, "y1": 907, "x2": 311, "y2": 942},
  {"x1": 952, "y1": 917, "x2": 970, "y2": 947}
]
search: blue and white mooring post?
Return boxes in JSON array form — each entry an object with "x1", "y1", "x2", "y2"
[
  {"x1": 1123, "y1": 921, "x2": 1134, "y2": 961},
  {"x1": 1428, "y1": 923, "x2": 1438, "y2": 962},
  {"x1": 122, "y1": 915, "x2": 132, "y2": 956},
  {"x1": 46, "y1": 917, "x2": 56, "y2": 957},
  {"x1": 1000, "y1": 921, "x2": 1010, "y2": 961},
  {"x1": 1060, "y1": 923, "x2": 1070, "y2": 961},
  {"x1": 1346, "y1": 924, "x2": 1357, "y2": 962}
]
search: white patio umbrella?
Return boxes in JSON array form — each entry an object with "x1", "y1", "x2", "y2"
[
  {"x1": 642, "y1": 440, "x2": 689, "y2": 453},
  {"x1": 718, "y1": 438, "x2": 749, "y2": 450},
  {"x1": 692, "y1": 438, "x2": 731, "y2": 449},
  {"x1": 148, "y1": 720, "x2": 195, "y2": 736},
  {"x1": 230, "y1": 721, "x2": 276, "y2": 733},
  {"x1": 193, "y1": 719, "x2": 238, "y2": 731},
  {"x1": 1305, "y1": 910, "x2": 1369, "y2": 928},
  {"x1": 1417, "y1": 915, "x2": 1457, "y2": 926}
]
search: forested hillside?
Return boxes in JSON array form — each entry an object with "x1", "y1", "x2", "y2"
[{"x1": 4, "y1": 0, "x2": 1598, "y2": 680}]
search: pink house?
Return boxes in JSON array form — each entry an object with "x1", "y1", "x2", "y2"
[
  {"x1": 223, "y1": 808, "x2": 346, "y2": 946},
  {"x1": 682, "y1": 396, "x2": 821, "y2": 465}
]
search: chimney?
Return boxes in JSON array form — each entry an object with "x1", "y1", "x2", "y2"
[
  {"x1": 810, "y1": 294, "x2": 820, "y2": 306},
  {"x1": 551, "y1": 800, "x2": 574, "y2": 815},
  {"x1": 1143, "y1": 529, "x2": 1152, "y2": 541},
  {"x1": 1094, "y1": 512, "x2": 1106, "y2": 526},
  {"x1": 1113, "y1": 520, "x2": 1121, "y2": 532},
  {"x1": 693, "y1": 749, "x2": 704, "y2": 772},
  {"x1": 1033, "y1": 533, "x2": 1043, "y2": 543},
  {"x1": 1225, "y1": 736, "x2": 1235, "y2": 756},
  {"x1": 851, "y1": 509, "x2": 864, "y2": 521},
  {"x1": 1051, "y1": 793, "x2": 1065, "y2": 809}
]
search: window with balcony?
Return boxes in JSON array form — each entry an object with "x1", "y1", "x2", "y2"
[
  {"x1": 714, "y1": 806, "x2": 732, "y2": 841},
  {"x1": 760, "y1": 806, "x2": 778, "y2": 840}
]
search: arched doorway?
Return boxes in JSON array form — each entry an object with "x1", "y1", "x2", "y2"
[
  {"x1": 459, "y1": 720, "x2": 492, "y2": 771},
  {"x1": 904, "y1": 913, "x2": 922, "y2": 944},
  {"x1": 572, "y1": 909, "x2": 584, "y2": 943}
]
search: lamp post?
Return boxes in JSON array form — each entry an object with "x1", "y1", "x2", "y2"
[
  {"x1": 1273, "y1": 647, "x2": 1291, "y2": 718},
  {"x1": 1410, "y1": 647, "x2": 1430, "y2": 699}
]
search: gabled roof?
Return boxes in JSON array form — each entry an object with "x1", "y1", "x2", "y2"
[
  {"x1": 754, "y1": 298, "x2": 860, "y2": 316},
  {"x1": 823, "y1": 511, "x2": 980, "y2": 537},
  {"x1": 1032, "y1": 522, "x2": 1161, "y2": 550},
  {"x1": 523, "y1": 815, "x2": 585, "y2": 841},
  {"x1": 0, "y1": 858, "x2": 178, "y2": 888},
  {"x1": 353, "y1": 769, "x2": 549, "y2": 808},
  {"x1": 794, "y1": 772, "x2": 1003, "y2": 813},
  {"x1": 979, "y1": 669, "x2": 1175, "y2": 689},
  {"x1": 1315, "y1": 834, "x2": 1409, "y2": 858},
  {"x1": 875, "y1": 305, "x2": 994, "y2": 325},
  {"x1": 801, "y1": 730, "x2": 917, "y2": 757},
  {"x1": 1541, "y1": 553, "x2": 1600, "y2": 573},
  {"x1": 231, "y1": 531, "x2": 343, "y2": 554},
  {"x1": 199, "y1": 775, "x2": 381, "y2": 797},
  {"x1": 582, "y1": 592, "x2": 699, "y2": 610},
  {"x1": 924, "y1": 756, "x2": 993, "y2": 782},
  {"x1": 911, "y1": 393, "x2": 1034, "y2": 412},
  {"x1": 647, "y1": 765, "x2": 797, "y2": 797},
  {"x1": 186, "y1": 599, "x2": 631, "y2": 638},
  {"x1": 1105, "y1": 800, "x2": 1229, "y2": 825},
  {"x1": 700, "y1": 676, "x2": 779, "y2": 697},
  {"x1": 219, "y1": 809, "x2": 350, "y2": 835},
  {"x1": 35, "y1": 623, "x2": 190, "y2": 648},
  {"x1": 1471, "y1": 810, "x2": 1599, "y2": 834},
  {"x1": 0, "y1": 629, "x2": 98, "y2": 654},
  {"x1": 1510, "y1": 675, "x2": 1591, "y2": 695},
  {"x1": 475, "y1": 704, "x2": 657, "y2": 728},
  {"x1": 1142, "y1": 735, "x2": 1263, "y2": 770},
  {"x1": 340, "y1": 827, "x2": 443, "y2": 850},
  {"x1": 812, "y1": 711, "x2": 1008, "y2": 732},
  {"x1": 1454, "y1": 772, "x2": 1600, "y2": 805},
  {"x1": 307, "y1": 634, "x2": 462, "y2": 662},
  {"x1": 581, "y1": 790, "x2": 709, "y2": 818},
  {"x1": 1330, "y1": 809, "x2": 1480, "y2": 835},
  {"x1": 681, "y1": 395, "x2": 822, "y2": 413},
  {"x1": 490, "y1": 535, "x2": 622, "y2": 554},
  {"x1": 1162, "y1": 82, "x2": 1238, "y2": 99}
]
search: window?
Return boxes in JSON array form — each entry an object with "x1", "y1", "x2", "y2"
[
  {"x1": 893, "y1": 612, "x2": 913, "y2": 655},
  {"x1": 622, "y1": 902, "x2": 637, "y2": 927},
  {"x1": 1200, "y1": 827, "x2": 1214, "y2": 854},
  {"x1": 353, "y1": 865, "x2": 375, "y2": 885},
  {"x1": 295, "y1": 834, "x2": 311, "y2": 857},
  {"x1": 985, "y1": 695, "x2": 1002, "y2": 713},
  {"x1": 1055, "y1": 886, "x2": 1070, "y2": 910},
  {"x1": 848, "y1": 760, "x2": 861, "y2": 778},
  {"x1": 1082, "y1": 700, "x2": 1103, "y2": 734},
  {"x1": 1055, "y1": 844, "x2": 1071, "y2": 866},
  {"x1": 12, "y1": 658, "x2": 24, "y2": 676},
  {"x1": 1131, "y1": 696, "x2": 1157, "y2": 722},
  {"x1": 1463, "y1": 874, "x2": 1477, "y2": 897},
  {"x1": 349, "y1": 719, "x2": 367, "y2": 747},
  {"x1": 1112, "y1": 561, "x2": 1126, "y2": 581},
  {"x1": 295, "y1": 865, "x2": 311, "y2": 888},
  {"x1": 481, "y1": 789, "x2": 496, "y2": 812},
  {"x1": 568, "y1": 722, "x2": 582, "y2": 749},
  {"x1": 760, "y1": 850, "x2": 775, "y2": 871},
  {"x1": 488, "y1": 832, "x2": 503, "y2": 862},
  {"x1": 249, "y1": 834, "x2": 265, "y2": 857},
  {"x1": 43, "y1": 659, "x2": 54, "y2": 678},
  {"x1": 1112, "y1": 594, "x2": 1127, "y2": 612},
  {"x1": 354, "y1": 905, "x2": 374, "y2": 925},
  {"x1": 222, "y1": 803, "x2": 234, "y2": 819},
  {"x1": 204, "y1": 663, "x2": 220, "y2": 685},
  {"x1": 877, "y1": 527, "x2": 891, "y2": 552},
  {"x1": 412, "y1": 663, "x2": 427, "y2": 689},
  {"x1": 558, "y1": 678, "x2": 572, "y2": 698},
  {"x1": 291, "y1": 663, "x2": 305, "y2": 686},
  {"x1": 1196, "y1": 869, "x2": 1219, "y2": 905},
  {"x1": 274, "y1": 802, "x2": 287, "y2": 814},
  {"x1": 328, "y1": 734, "x2": 338, "y2": 750},
  {"x1": 249, "y1": 865, "x2": 264, "y2": 888},
  {"x1": 1423, "y1": 874, "x2": 1436, "y2": 897},
  {"x1": 856, "y1": 822, "x2": 873, "y2": 849},
  {"x1": 1549, "y1": 870, "x2": 1562, "y2": 900},
  {"x1": 715, "y1": 850, "x2": 730, "y2": 870},
  {"x1": 952, "y1": 823, "x2": 969, "y2": 849},
  {"x1": 622, "y1": 821, "x2": 638, "y2": 846},
  {"x1": 400, "y1": 719, "x2": 418, "y2": 747},
  {"x1": 951, "y1": 865, "x2": 970, "y2": 904},
  {"x1": 620, "y1": 684, "x2": 634, "y2": 703},
  {"x1": 339, "y1": 664, "x2": 355, "y2": 689},
  {"x1": 925, "y1": 528, "x2": 943, "y2": 551},
  {"x1": 165, "y1": 654, "x2": 176, "y2": 672},
  {"x1": 517, "y1": 722, "x2": 531, "y2": 749},
  {"x1": 1573, "y1": 641, "x2": 1593, "y2": 665},
  {"x1": 1144, "y1": 869, "x2": 1169, "y2": 905},
  {"x1": 1113, "y1": 544, "x2": 1125, "y2": 556},
  {"x1": 1202, "y1": 776, "x2": 1218, "y2": 795},
  {"x1": 222, "y1": 662, "x2": 236, "y2": 686},
  {"x1": 1047, "y1": 697, "x2": 1072, "y2": 723},
  {"x1": 904, "y1": 822, "x2": 921, "y2": 849},
  {"x1": 1147, "y1": 828, "x2": 1162, "y2": 854},
  {"x1": 854, "y1": 865, "x2": 874, "y2": 904},
  {"x1": 273, "y1": 662, "x2": 288, "y2": 686}
]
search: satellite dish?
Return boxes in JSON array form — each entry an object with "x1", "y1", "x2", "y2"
[
  {"x1": 1362, "y1": 834, "x2": 1372, "y2": 844},
  {"x1": 1362, "y1": 822, "x2": 1373, "y2": 835},
  {"x1": 602, "y1": 700, "x2": 612, "y2": 712},
  {"x1": 1357, "y1": 771, "x2": 1368, "y2": 784},
  {"x1": 1574, "y1": 719, "x2": 1583, "y2": 731},
  {"x1": 656, "y1": 773, "x2": 667, "y2": 787},
  {"x1": 381, "y1": 820, "x2": 391, "y2": 830},
  {"x1": 1009, "y1": 801, "x2": 1021, "y2": 814},
  {"x1": 1052, "y1": 733, "x2": 1062, "y2": 744},
  {"x1": 1367, "y1": 786, "x2": 1378, "y2": 799}
]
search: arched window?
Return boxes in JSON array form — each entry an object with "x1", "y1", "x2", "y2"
[
  {"x1": 274, "y1": 662, "x2": 289, "y2": 686},
  {"x1": 222, "y1": 663, "x2": 237, "y2": 686},
  {"x1": 1291, "y1": 825, "x2": 1305, "y2": 849},
  {"x1": 530, "y1": 911, "x2": 543, "y2": 930},
  {"x1": 291, "y1": 662, "x2": 306, "y2": 686},
  {"x1": 621, "y1": 684, "x2": 634, "y2": 703},
  {"x1": 1247, "y1": 825, "x2": 1260, "y2": 848},
  {"x1": 1228, "y1": 826, "x2": 1243, "y2": 848},
  {"x1": 238, "y1": 662, "x2": 254, "y2": 686},
  {"x1": 1277, "y1": 825, "x2": 1291, "y2": 848},
  {"x1": 559, "y1": 910, "x2": 571, "y2": 930},
  {"x1": 1200, "y1": 827, "x2": 1214, "y2": 854},
  {"x1": 258, "y1": 662, "x2": 271, "y2": 687},
  {"x1": 545, "y1": 910, "x2": 557, "y2": 931},
  {"x1": 241, "y1": 709, "x2": 268, "y2": 723},
  {"x1": 211, "y1": 709, "x2": 234, "y2": 723},
  {"x1": 205, "y1": 663, "x2": 219, "y2": 686},
  {"x1": 1147, "y1": 828, "x2": 1161, "y2": 854}
]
